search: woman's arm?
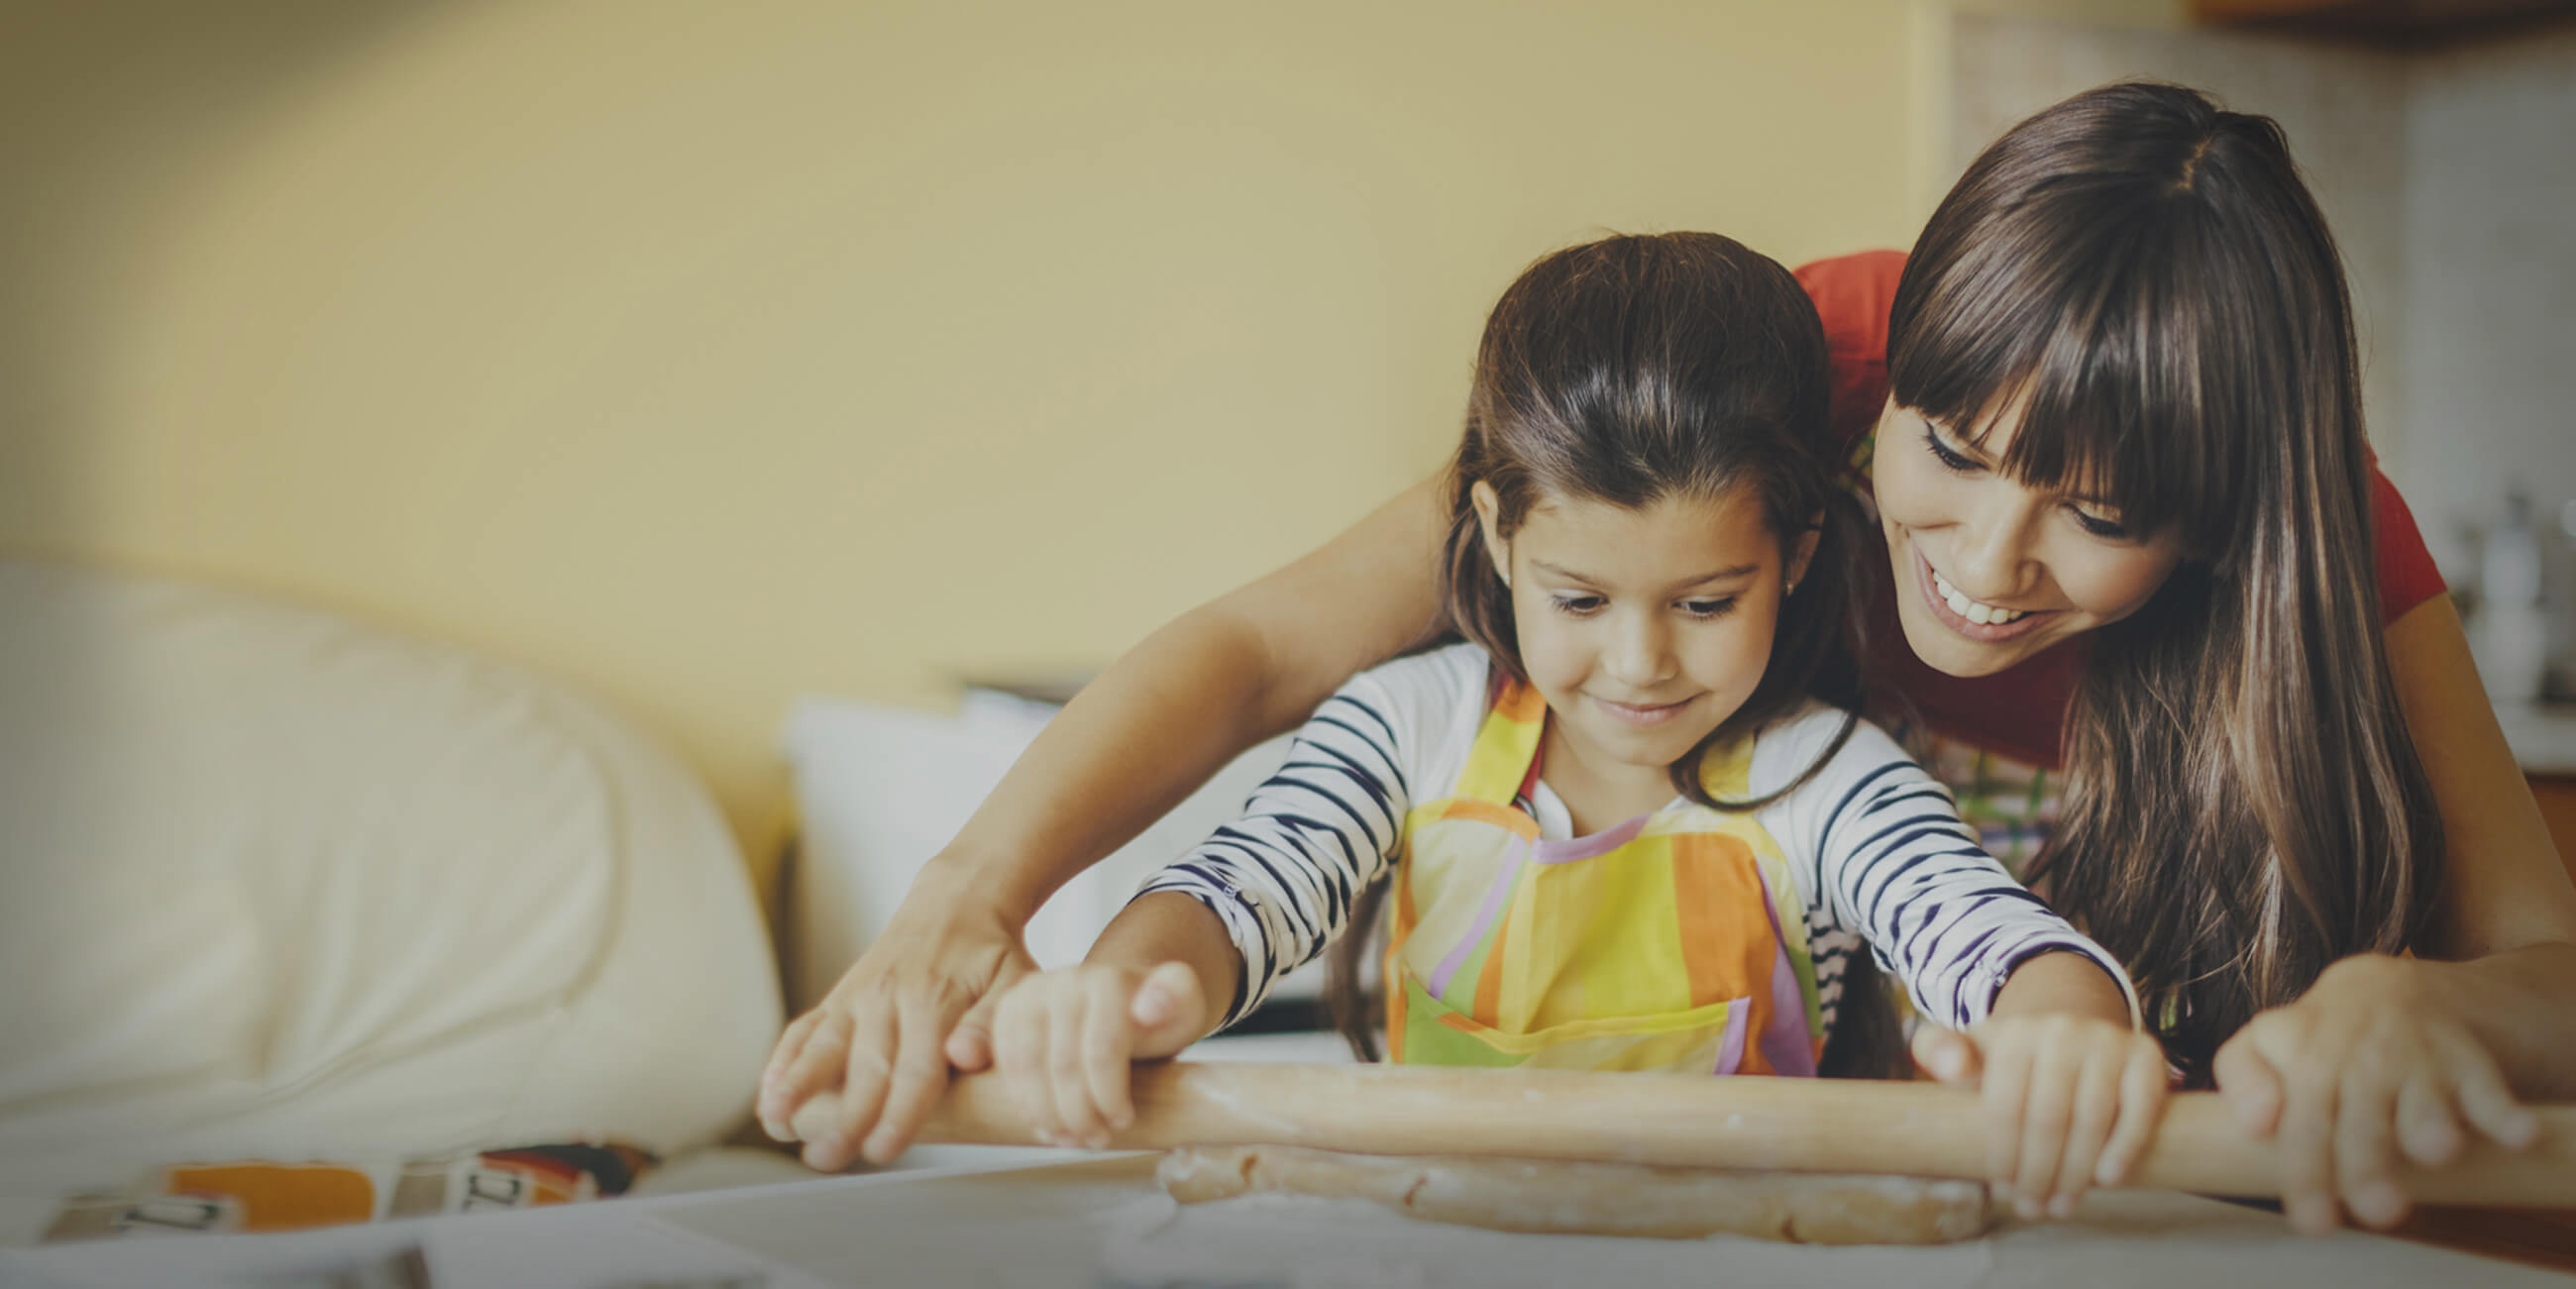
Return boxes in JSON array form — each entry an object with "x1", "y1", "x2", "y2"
[
  {"x1": 2212, "y1": 593, "x2": 2576, "y2": 1233},
  {"x1": 759, "y1": 476, "x2": 1449, "y2": 1171},
  {"x1": 2380, "y1": 593, "x2": 2576, "y2": 1090}
]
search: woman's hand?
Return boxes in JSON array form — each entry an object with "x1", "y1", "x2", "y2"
[
  {"x1": 756, "y1": 863, "x2": 1036, "y2": 1172},
  {"x1": 992, "y1": 960, "x2": 1210, "y2": 1149},
  {"x1": 2213, "y1": 952, "x2": 2540, "y2": 1235},
  {"x1": 1914, "y1": 1013, "x2": 2170, "y2": 1222}
]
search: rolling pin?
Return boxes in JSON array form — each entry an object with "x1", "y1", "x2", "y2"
[{"x1": 789, "y1": 1061, "x2": 2576, "y2": 1206}]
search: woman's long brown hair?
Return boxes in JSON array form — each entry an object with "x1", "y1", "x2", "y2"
[
  {"x1": 1887, "y1": 82, "x2": 2444, "y2": 1085},
  {"x1": 1325, "y1": 232, "x2": 1906, "y2": 1075}
]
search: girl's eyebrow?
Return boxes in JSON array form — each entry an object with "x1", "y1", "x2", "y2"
[{"x1": 1529, "y1": 559, "x2": 1760, "y2": 588}]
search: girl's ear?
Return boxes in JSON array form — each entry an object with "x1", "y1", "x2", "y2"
[
  {"x1": 1470, "y1": 481, "x2": 1512, "y2": 588},
  {"x1": 1786, "y1": 515, "x2": 1823, "y2": 592}
]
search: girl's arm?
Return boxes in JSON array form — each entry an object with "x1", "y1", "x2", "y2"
[
  {"x1": 760, "y1": 477, "x2": 1449, "y2": 1170},
  {"x1": 2212, "y1": 594, "x2": 2576, "y2": 1233}
]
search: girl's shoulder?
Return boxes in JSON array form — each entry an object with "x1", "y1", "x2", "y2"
[
  {"x1": 1337, "y1": 642, "x2": 1498, "y2": 787},
  {"x1": 1744, "y1": 700, "x2": 1916, "y2": 806}
]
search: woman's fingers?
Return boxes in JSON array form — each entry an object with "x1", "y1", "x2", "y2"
[
  {"x1": 2334, "y1": 1063, "x2": 2406, "y2": 1230},
  {"x1": 758, "y1": 1009, "x2": 826, "y2": 1138},
  {"x1": 2394, "y1": 1073, "x2": 2464, "y2": 1168},
  {"x1": 803, "y1": 1002, "x2": 898, "y2": 1171},
  {"x1": 2446, "y1": 1033, "x2": 2540, "y2": 1151},
  {"x1": 2276, "y1": 1056, "x2": 2344, "y2": 1235},
  {"x1": 2213, "y1": 1031, "x2": 2286, "y2": 1138},
  {"x1": 861, "y1": 992, "x2": 963, "y2": 1165}
]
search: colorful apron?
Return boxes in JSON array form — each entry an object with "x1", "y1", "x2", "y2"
[{"x1": 1384, "y1": 676, "x2": 1826, "y2": 1075}]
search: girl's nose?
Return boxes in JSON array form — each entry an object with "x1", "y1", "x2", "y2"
[{"x1": 1607, "y1": 613, "x2": 1675, "y2": 687}]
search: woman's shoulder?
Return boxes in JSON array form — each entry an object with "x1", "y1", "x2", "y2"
[{"x1": 1793, "y1": 250, "x2": 1906, "y2": 454}]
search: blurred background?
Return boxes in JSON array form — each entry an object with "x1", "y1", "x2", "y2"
[{"x1": 5, "y1": 0, "x2": 2571, "y2": 869}]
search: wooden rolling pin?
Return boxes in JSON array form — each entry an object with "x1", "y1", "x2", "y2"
[{"x1": 790, "y1": 1061, "x2": 2576, "y2": 1206}]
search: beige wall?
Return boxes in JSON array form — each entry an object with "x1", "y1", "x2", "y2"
[{"x1": 2, "y1": 1, "x2": 1940, "y2": 866}]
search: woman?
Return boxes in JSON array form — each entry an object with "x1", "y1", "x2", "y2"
[{"x1": 761, "y1": 83, "x2": 2576, "y2": 1234}]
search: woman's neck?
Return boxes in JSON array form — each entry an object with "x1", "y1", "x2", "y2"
[{"x1": 1538, "y1": 720, "x2": 1680, "y2": 836}]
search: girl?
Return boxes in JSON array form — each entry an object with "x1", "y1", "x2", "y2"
[
  {"x1": 765, "y1": 84, "x2": 2576, "y2": 1235},
  {"x1": 985, "y1": 234, "x2": 2159, "y2": 1221}
]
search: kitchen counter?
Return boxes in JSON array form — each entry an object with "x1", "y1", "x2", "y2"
[{"x1": 2498, "y1": 700, "x2": 2576, "y2": 777}]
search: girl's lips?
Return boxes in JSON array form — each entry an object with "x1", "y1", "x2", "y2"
[
  {"x1": 1590, "y1": 695, "x2": 1697, "y2": 726},
  {"x1": 1914, "y1": 548, "x2": 2055, "y2": 643}
]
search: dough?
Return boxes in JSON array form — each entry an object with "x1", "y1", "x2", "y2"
[{"x1": 1158, "y1": 1144, "x2": 1993, "y2": 1245}]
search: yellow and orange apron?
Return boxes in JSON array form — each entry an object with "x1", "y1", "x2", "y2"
[{"x1": 1385, "y1": 676, "x2": 1824, "y2": 1076}]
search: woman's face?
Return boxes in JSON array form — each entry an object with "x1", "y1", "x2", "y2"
[{"x1": 1870, "y1": 395, "x2": 2188, "y2": 678}]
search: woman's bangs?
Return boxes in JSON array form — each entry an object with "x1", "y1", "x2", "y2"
[{"x1": 1893, "y1": 224, "x2": 2245, "y2": 560}]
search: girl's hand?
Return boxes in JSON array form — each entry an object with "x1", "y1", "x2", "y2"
[
  {"x1": 756, "y1": 866, "x2": 1035, "y2": 1171},
  {"x1": 2213, "y1": 952, "x2": 2540, "y2": 1235},
  {"x1": 1913, "y1": 1014, "x2": 2170, "y2": 1222},
  {"x1": 993, "y1": 960, "x2": 1210, "y2": 1150}
]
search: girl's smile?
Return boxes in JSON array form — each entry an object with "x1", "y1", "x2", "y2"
[{"x1": 1587, "y1": 692, "x2": 1702, "y2": 727}]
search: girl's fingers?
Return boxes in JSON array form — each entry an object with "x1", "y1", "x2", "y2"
[
  {"x1": 1911, "y1": 1025, "x2": 1983, "y2": 1085},
  {"x1": 2010, "y1": 1035, "x2": 2079, "y2": 1219},
  {"x1": 2095, "y1": 1040, "x2": 2169, "y2": 1187},
  {"x1": 996, "y1": 988, "x2": 1058, "y2": 1146},
  {"x1": 947, "y1": 988, "x2": 1004, "y2": 1072},
  {"x1": 2051, "y1": 1042, "x2": 2121, "y2": 1218},
  {"x1": 2213, "y1": 1035, "x2": 2286, "y2": 1138},
  {"x1": 1979, "y1": 1033, "x2": 2031, "y2": 1205},
  {"x1": 2333, "y1": 1064, "x2": 2407, "y2": 1230},
  {"x1": 1046, "y1": 992, "x2": 1104, "y2": 1147},
  {"x1": 1133, "y1": 961, "x2": 1205, "y2": 1056},
  {"x1": 2395, "y1": 1074, "x2": 2466, "y2": 1168},
  {"x1": 1082, "y1": 974, "x2": 1138, "y2": 1132}
]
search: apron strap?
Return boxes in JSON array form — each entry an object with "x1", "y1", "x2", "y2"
[{"x1": 1451, "y1": 671, "x2": 1550, "y2": 806}]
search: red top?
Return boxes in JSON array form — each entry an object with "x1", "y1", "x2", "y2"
[{"x1": 1796, "y1": 251, "x2": 2447, "y2": 770}]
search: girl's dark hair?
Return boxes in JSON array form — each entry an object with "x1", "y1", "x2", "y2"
[
  {"x1": 1888, "y1": 81, "x2": 2444, "y2": 1084},
  {"x1": 1327, "y1": 232, "x2": 1904, "y2": 1075}
]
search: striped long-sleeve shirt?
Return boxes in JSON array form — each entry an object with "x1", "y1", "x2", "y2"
[{"x1": 1135, "y1": 643, "x2": 2139, "y2": 1038}]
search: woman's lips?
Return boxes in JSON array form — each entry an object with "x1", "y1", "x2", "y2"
[
  {"x1": 1590, "y1": 695, "x2": 1697, "y2": 727},
  {"x1": 1913, "y1": 548, "x2": 2055, "y2": 643}
]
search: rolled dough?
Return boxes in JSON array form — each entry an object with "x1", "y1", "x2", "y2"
[{"x1": 1159, "y1": 1144, "x2": 1993, "y2": 1245}]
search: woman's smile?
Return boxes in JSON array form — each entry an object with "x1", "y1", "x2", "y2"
[{"x1": 1911, "y1": 547, "x2": 2057, "y2": 643}]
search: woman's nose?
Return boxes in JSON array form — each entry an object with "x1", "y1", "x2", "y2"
[{"x1": 1951, "y1": 500, "x2": 2039, "y2": 599}]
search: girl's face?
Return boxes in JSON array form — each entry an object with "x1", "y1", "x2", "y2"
[
  {"x1": 1870, "y1": 395, "x2": 2187, "y2": 678},
  {"x1": 1473, "y1": 483, "x2": 1812, "y2": 796}
]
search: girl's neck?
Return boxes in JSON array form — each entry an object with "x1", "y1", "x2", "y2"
[{"x1": 1537, "y1": 719, "x2": 1681, "y2": 836}]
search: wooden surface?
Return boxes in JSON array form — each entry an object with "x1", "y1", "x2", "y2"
[{"x1": 799, "y1": 1062, "x2": 2576, "y2": 1207}]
